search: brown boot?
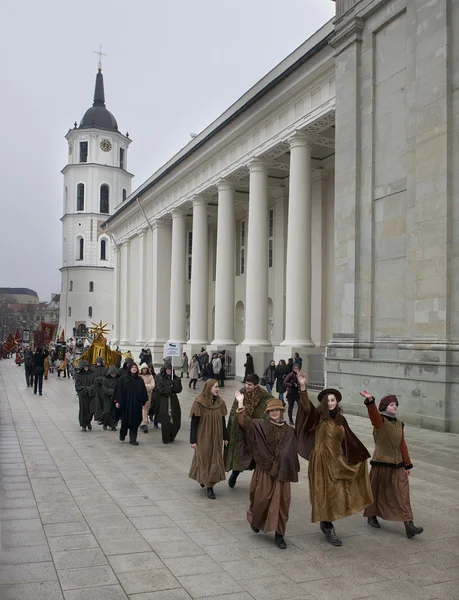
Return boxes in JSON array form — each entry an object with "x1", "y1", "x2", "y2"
[{"x1": 404, "y1": 521, "x2": 423, "y2": 538}]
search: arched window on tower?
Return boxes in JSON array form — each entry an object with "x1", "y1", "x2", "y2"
[
  {"x1": 64, "y1": 186, "x2": 68, "y2": 213},
  {"x1": 89, "y1": 281, "x2": 94, "y2": 292},
  {"x1": 88, "y1": 306, "x2": 93, "y2": 318},
  {"x1": 68, "y1": 307, "x2": 71, "y2": 317},
  {"x1": 100, "y1": 184, "x2": 109, "y2": 214},
  {"x1": 122, "y1": 189, "x2": 127, "y2": 202},
  {"x1": 77, "y1": 183, "x2": 85, "y2": 211},
  {"x1": 100, "y1": 239, "x2": 107, "y2": 260},
  {"x1": 76, "y1": 237, "x2": 84, "y2": 260},
  {"x1": 69, "y1": 281, "x2": 73, "y2": 292}
]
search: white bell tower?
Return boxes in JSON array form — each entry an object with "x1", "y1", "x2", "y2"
[{"x1": 59, "y1": 58, "x2": 133, "y2": 340}]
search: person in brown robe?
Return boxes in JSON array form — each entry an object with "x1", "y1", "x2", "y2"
[
  {"x1": 189, "y1": 379, "x2": 228, "y2": 499},
  {"x1": 224, "y1": 373, "x2": 272, "y2": 488},
  {"x1": 236, "y1": 395, "x2": 299, "y2": 549},
  {"x1": 360, "y1": 391, "x2": 423, "y2": 538},
  {"x1": 295, "y1": 372, "x2": 373, "y2": 546}
]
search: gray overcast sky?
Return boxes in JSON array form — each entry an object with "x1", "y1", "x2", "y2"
[{"x1": 0, "y1": 0, "x2": 335, "y2": 301}]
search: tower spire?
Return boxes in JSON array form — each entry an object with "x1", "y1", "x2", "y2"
[{"x1": 92, "y1": 68, "x2": 106, "y2": 107}]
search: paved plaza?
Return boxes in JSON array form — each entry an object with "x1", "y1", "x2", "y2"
[{"x1": 0, "y1": 359, "x2": 459, "y2": 600}]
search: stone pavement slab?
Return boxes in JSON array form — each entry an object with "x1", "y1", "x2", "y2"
[{"x1": 1, "y1": 358, "x2": 459, "y2": 600}]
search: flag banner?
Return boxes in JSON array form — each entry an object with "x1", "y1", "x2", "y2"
[
  {"x1": 22, "y1": 330, "x2": 30, "y2": 344},
  {"x1": 40, "y1": 322, "x2": 57, "y2": 342},
  {"x1": 15, "y1": 329, "x2": 22, "y2": 344},
  {"x1": 33, "y1": 331, "x2": 45, "y2": 347},
  {"x1": 56, "y1": 344, "x2": 66, "y2": 360},
  {"x1": 3, "y1": 333, "x2": 16, "y2": 352}
]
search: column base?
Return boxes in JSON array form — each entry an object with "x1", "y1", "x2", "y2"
[
  {"x1": 236, "y1": 344, "x2": 273, "y2": 381},
  {"x1": 211, "y1": 339, "x2": 237, "y2": 346},
  {"x1": 135, "y1": 339, "x2": 146, "y2": 346},
  {"x1": 274, "y1": 344, "x2": 316, "y2": 365}
]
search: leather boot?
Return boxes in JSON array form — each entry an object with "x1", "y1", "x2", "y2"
[
  {"x1": 207, "y1": 487, "x2": 216, "y2": 499},
  {"x1": 367, "y1": 516, "x2": 381, "y2": 528},
  {"x1": 325, "y1": 527, "x2": 342, "y2": 546},
  {"x1": 404, "y1": 521, "x2": 423, "y2": 538},
  {"x1": 274, "y1": 532, "x2": 287, "y2": 549}
]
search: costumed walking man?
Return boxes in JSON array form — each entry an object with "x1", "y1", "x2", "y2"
[
  {"x1": 360, "y1": 390, "x2": 423, "y2": 539},
  {"x1": 93, "y1": 357, "x2": 108, "y2": 424},
  {"x1": 24, "y1": 348, "x2": 35, "y2": 387},
  {"x1": 75, "y1": 360, "x2": 96, "y2": 431},
  {"x1": 236, "y1": 393, "x2": 299, "y2": 549},
  {"x1": 139, "y1": 363, "x2": 155, "y2": 433},
  {"x1": 154, "y1": 364, "x2": 182, "y2": 444},
  {"x1": 100, "y1": 365, "x2": 120, "y2": 430},
  {"x1": 33, "y1": 347, "x2": 45, "y2": 396},
  {"x1": 295, "y1": 372, "x2": 373, "y2": 546},
  {"x1": 224, "y1": 373, "x2": 272, "y2": 488},
  {"x1": 189, "y1": 379, "x2": 228, "y2": 499},
  {"x1": 114, "y1": 362, "x2": 148, "y2": 445}
]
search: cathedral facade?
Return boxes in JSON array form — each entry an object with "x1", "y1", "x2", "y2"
[
  {"x1": 103, "y1": 0, "x2": 459, "y2": 433},
  {"x1": 59, "y1": 68, "x2": 133, "y2": 339}
]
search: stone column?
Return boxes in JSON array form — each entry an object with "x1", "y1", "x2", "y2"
[
  {"x1": 149, "y1": 219, "x2": 172, "y2": 363},
  {"x1": 188, "y1": 197, "x2": 209, "y2": 344},
  {"x1": 169, "y1": 210, "x2": 187, "y2": 343},
  {"x1": 119, "y1": 238, "x2": 130, "y2": 345},
  {"x1": 112, "y1": 244, "x2": 120, "y2": 344},
  {"x1": 282, "y1": 133, "x2": 314, "y2": 348},
  {"x1": 243, "y1": 159, "x2": 270, "y2": 346},
  {"x1": 212, "y1": 181, "x2": 236, "y2": 345},
  {"x1": 136, "y1": 228, "x2": 147, "y2": 344}
]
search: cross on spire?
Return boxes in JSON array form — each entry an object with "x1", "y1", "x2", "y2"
[{"x1": 93, "y1": 45, "x2": 107, "y2": 71}]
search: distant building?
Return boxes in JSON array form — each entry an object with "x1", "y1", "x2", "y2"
[{"x1": 0, "y1": 288, "x2": 39, "y2": 305}]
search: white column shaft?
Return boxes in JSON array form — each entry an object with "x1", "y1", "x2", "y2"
[
  {"x1": 284, "y1": 135, "x2": 313, "y2": 344},
  {"x1": 137, "y1": 232, "x2": 146, "y2": 343},
  {"x1": 120, "y1": 240, "x2": 130, "y2": 343},
  {"x1": 213, "y1": 183, "x2": 236, "y2": 344},
  {"x1": 112, "y1": 246, "x2": 120, "y2": 342},
  {"x1": 244, "y1": 162, "x2": 270, "y2": 345},
  {"x1": 189, "y1": 200, "x2": 209, "y2": 344},
  {"x1": 169, "y1": 212, "x2": 187, "y2": 342}
]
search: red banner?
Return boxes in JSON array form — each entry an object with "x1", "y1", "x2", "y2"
[
  {"x1": 40, "y1": 322, "x2": 57, "y2": 342},
  {"x1": 3, "y1": 333, "x2": 17, "y2": 352},
  {"x1": 15, "y1": 329, "x2": 22, "y2": 344}
]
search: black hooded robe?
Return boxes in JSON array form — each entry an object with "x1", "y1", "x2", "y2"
[
  {"x1": 101, "y1": 366, "x2": 120, "y2": 428},
  {"x1": 114, "y1": 373, "x2": 148, "y2": 431},
  {"x1": 75, "y1": 366, "x2": 96, "y2": 427},
  {"x1": 154, "y1": 371, "x2": 182, "y2": 443},
  {"x1": 93, "y1": 360, "x2": 109, "y2": 421}
]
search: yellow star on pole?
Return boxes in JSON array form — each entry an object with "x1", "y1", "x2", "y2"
[{"x1": 88, "y1": 320, "x2": 110, "y2": 337}]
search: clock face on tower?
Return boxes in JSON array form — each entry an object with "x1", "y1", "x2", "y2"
[{"x1": 100, "y1": 139, "x2": 112, "y2": 152}]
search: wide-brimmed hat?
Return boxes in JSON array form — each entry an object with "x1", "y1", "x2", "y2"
[
  {"x1": 317, "y1": 388, "x2": 342, "y2": 403},
  {"x1": 379, "y1": 394, "x2": 398, "y2": 412},
  {"x1": 265, "y1": 398, "x2": 285, "y2": 413}
]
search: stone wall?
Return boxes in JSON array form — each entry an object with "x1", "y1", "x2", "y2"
[{"x1": 327, "y1": 0, "x2": 459, "y2": 432}]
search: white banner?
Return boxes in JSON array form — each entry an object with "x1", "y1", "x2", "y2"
[{"x1": 164, "y1": 342, "x2": 181, "y2": 357}]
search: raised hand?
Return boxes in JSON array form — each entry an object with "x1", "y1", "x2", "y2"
[
  {"x1": 297, "y1": 372, "x2": 307, "y2": 390},
  {"x1": 359, "y1": 390, "x2": 373, "y2": 401}
]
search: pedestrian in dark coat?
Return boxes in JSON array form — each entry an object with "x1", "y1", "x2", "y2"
[
  {"x1": 24, "y1": 349, "x2": 35, "y2": 387},
  {"x1": 33, "y1": 347, "x2": 45, "y2": 395},
  {"x1": 153, "y1": 364, "x2": 183, "y2": 444},
  {"x1": 114, "y1": 362, "x2": 148, "y2": 445},
  {"x1": 93, "y1": 357, "x2": 108, "y2": 422},
  {"x1": 274, "y1": 359, "x2": 289, "y2": 404},
  {"x1": 244, "y1": 353, "x2": 255, "y2": 383},
  {"x1": 75, "y1": 360, "x2": 96, "y2": 431},
  {"x1": 101, "y1": 366, "x2": 120, "y2": 430},
  {"x1": 284, "y1": 364, "x2": 301, "y2": 425}
]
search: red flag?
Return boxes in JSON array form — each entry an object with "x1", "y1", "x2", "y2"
[
  {"x1": 3, "y1": 333, "x2": 16, "y2": 352},
  {"x1": 15, "y1": 329, "x2": 22, "y2": 344},
  {"x1": 40, "y1": 322, "x2": 57, "y2": 342}
]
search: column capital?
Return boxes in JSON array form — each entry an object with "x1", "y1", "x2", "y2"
[
  {"x1": 217, "y1": 179, "x2": 235, "y2": 192},
  {"x1": 171, "y1": 208, "x2": 187, "y2": 219},
  {"x1": 121, "y1": 238, "x2": 131, "y2": 248},
  {"x1": 137, "y1": 226, "x2": 148, "y2": 238},
  {"x1": 192, "y1": 195, "x2": 208, "y2": 208},
  {"x1": 248, "y1": 158, "x2": 270, "y2": 174},
  {"x1": 113, "y1": 244, "x2": 120, "y2": 253},
  {"x1": 288, "y1": 132, "x2": 312, "y2": 150},
  {"x1": 152, "y1": 217, "x2": 170, "y2": 230}
]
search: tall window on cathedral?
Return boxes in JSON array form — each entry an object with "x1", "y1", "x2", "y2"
[
  {"x1": 89, "y1": 281, "x2": 94, "y2": 292},
  {"x1": 79, "y1": 141, "x2": 88, "y2": 163},
  {"x1": 88, "y1": 306, "x2": 92, "y2": 318},
  {"x1": 100, "y1": 239, "x2": 107, "y2": 260},
  {"x1": 240, "y1": 220, "x2": 246, "y2": 275},
  {"x1": 68, "y1": 307, "x2": 71, "y2": 317},
  {"x1": 122, "y1": 188, "x2": 127, "y2": 202},
  {"x1": 77, "y1": 184, "x2": 85, "y2": 211},
  {"x1": 187, "y1": 231, "x2": 193, "y2": 281},
  {"x1": 268, "y1": 208, "x2": 274, "y2": 268},
  {"x1": 69, "y1": 281, "x2": 73, "y2": 292},
  {"x1": 120, "y1": 148, "x2": 125, "y2": 169},
  {"x1": 100, "y1": 184, "x2": 109, "y2": 214},
  {"x1": 78, "y1": 237, "x2": 84, "y2": 260}
]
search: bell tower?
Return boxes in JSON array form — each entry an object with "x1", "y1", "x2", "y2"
[{"x1": 59, "y1": 57, "x2": 133, "y2": 340}]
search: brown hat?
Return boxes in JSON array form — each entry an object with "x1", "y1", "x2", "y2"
[
  {"x1": 378, "y1": 394, "x2": 398, "y2": 412},
  {"x1": 317, "y1": 388, "x2": 342, "y2": 403},
  {"x1": 265, "y1": 398, "x2": 285, "y2": 413}
]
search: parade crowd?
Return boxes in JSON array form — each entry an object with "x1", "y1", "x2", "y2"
[{"x1": 17, "y1": 344, "x2": 423, "y2": 551}]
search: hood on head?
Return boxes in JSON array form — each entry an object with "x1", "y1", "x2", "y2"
[
  {"x1": 139, "y1": 363, "x2": 150, "y2": 373},
  {"x1": 78, "y1": 360, "x2": 90, "y2": 371},
  {"x1": 95, "y1": 357, "x2": 105, "y2": 366},
  {"x1": 107, "y1": 365, "x2": 119, "y2": 376}
]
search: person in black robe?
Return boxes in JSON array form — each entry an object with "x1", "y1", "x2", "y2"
[
  {"x1": 75, "y1": 360, "x2": 96, "y2": 431},
  {"x1": 93, "y1": 357, "x2": 108, "y2": 423},
  {"x1": 114, "y1": 362, "x2": 148, "y2": 445},
  {"x1": 101, "y1": 365, "x2": 120, "y2": 430},
  {"x1": 243, "y1": 353, "x2": 255, "y2": 383},
  {"x1": 24, "y1": 348, "x2": 35, "y2": 387},
  {"x1": 153, "y1": 364, "x2": 182, "y2": 444}
]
